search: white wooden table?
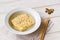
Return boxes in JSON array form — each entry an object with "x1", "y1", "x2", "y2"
[{"x1": 0, "y1": 0, "x2": 60, "y2": 40}]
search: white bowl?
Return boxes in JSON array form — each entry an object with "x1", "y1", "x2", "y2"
[{"x1": 5, "y1": 8, "x2": 41, "y2": 35}]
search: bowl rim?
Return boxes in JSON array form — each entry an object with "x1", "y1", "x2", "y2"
[{"x1": 5, "y1": 8, "x2": 41, "y2": 35}]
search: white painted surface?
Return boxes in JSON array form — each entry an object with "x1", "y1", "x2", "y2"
[{"x1": 0, "y1": 0, "x2": 60, "y2": 40}]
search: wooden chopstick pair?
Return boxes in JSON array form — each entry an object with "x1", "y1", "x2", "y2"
[{"x1": 39, "y1": 18, "x2": 50, "y2": 40}]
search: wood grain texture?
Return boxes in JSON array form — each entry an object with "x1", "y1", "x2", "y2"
[{"x1": 39, "y1": 18, "x2": 49, "y2": 40}]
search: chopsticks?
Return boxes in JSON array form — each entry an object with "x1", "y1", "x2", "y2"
[{"x1": 39, "y1": 18, "x2": 50, "y2": 40}]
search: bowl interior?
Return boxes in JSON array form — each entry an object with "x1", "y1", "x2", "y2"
[
  {"x1": 5, "y1": 8, "x2": 41, "y2": 35},
  {"x1": 9, "y1": 11, "x2": 35, "y2": 32}
]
